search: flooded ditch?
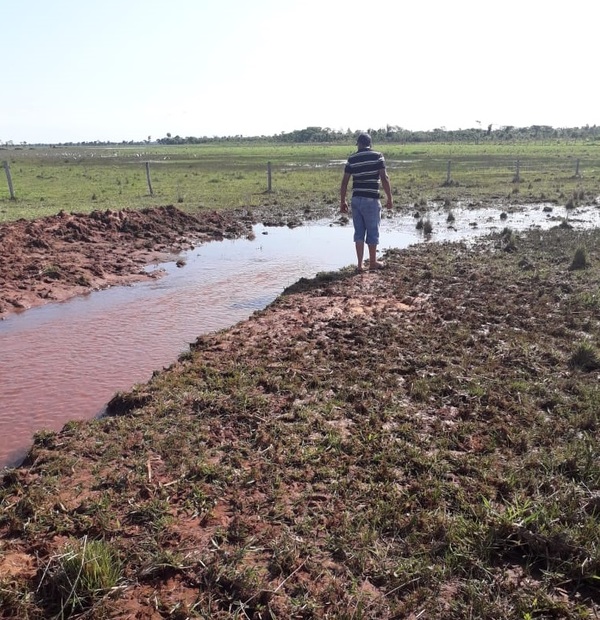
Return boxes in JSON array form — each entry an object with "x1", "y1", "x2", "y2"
[{"x1": 1, "y1": 204, "x2": 598, "y2": 468}]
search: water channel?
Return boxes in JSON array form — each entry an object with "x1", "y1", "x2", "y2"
[{"x1": 1, "y1": 205, "x2": 597, "y2": 468}]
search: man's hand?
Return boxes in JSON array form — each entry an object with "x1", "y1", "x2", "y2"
[
  {"x1": 340, "y1": 172, "x2": 351, "y2": 214},
  {"x1": 380, "y1": 169, "x2": 393, "y2": 211}
]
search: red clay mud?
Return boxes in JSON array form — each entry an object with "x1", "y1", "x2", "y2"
[{"x1": 0, "y1": 205, "x2": 253, "y2": 319}]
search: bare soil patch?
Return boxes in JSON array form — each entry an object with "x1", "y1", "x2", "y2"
[{"x1": 0, "y1": 205, "x2": 253, "y2": 319}]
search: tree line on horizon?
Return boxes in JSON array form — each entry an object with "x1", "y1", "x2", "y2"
[
  {"x1": 154, "y1": 124, "x2": 600, "y2": 146},
  {"x1": 6, "y1": 124, "x2": 599, "y2": 148}
]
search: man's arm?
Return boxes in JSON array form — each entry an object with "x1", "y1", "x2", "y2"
[
  {"x1": 380, "y1": 169, "x2": 393, "y2": 209},
  {"x1": 340, "y1": 172, "x2": 351, "y2": 213}
]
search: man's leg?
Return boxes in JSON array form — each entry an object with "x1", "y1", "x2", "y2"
[
  {"x1": 368, "y1": 244, "x2": 378, "y2": 269},
  {"x1": 351, "y1": 197, "x2": 367, "y2": 270},
  {"x1": 364, "y1": 199, "x2": 382, "y2": 270},
  {"x1": 355, "y1": 241, "x2": 365, "y2": 270}
]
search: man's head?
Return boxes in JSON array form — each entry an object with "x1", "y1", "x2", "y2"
[{"x1": 356, "y1": 133, "x2": 372, "y2": 149}]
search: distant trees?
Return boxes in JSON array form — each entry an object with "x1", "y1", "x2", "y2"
[
  {"x1": 52, "y1": 125, "x2": 600, "y2": 148},
  {"x1": 275, "y1": 127, "x2": 348, "y2": 142},
  {"x1": 157, "y1": 134, "x2": 187, "y2": 145},
  {"x1": 6, "y1": 125, "x2": 600, "y2": 148},
  {"x1": 270, "y1": 125, "x2": 600, "y2": 144}
]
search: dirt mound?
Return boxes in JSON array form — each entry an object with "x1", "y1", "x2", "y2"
[{"x1": 0, "y1": 205, "x2": 253, "y2": 319}]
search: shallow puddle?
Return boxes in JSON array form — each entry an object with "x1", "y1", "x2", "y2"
[{"x1": 1, "y1": 204, "x2": 597, "y2": 468}]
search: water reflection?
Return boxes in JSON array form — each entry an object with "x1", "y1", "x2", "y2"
[{"x1": 0, "y1": 205, "x2": 596, "y2": 468}]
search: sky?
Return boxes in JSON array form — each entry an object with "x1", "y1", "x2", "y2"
[{"x1": 2, "y1": 0, "x2": 598, "y2": 144}]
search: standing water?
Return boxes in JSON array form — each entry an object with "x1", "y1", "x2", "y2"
[
  {"x1": 0, "y1": 206, "x2": 593, "y2": 468},
  {"x1": 1, "y1": 221, "x2": 415, "y2": 468}
]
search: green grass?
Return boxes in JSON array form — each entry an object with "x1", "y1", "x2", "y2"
[
  {"x1": 2, "y1": 148, "x2": 600, "y2": 616},
  {"x1": 2, "y1": 141, "x2": 600, "y2": 222},
  {"x1": 4, "y1": 226, "x2": 600, "y2": 616},
  {"x1": 39, "y1": 537, "x2": 122, "y2": 617}
]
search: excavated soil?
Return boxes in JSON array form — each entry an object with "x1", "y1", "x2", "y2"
[{"x1": 0, "y1": 205, "x2": 254, "y2": 320}]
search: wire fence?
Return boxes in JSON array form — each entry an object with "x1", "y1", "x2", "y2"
[
  {"x1": 390, "y1": 157, "x2": 590, "y2": 177},
  {"x1": 2, "y1": 151, "x2": 599, "y2": 218}
]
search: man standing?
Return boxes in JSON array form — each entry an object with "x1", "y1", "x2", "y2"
[{"x1": 340, "y1": 132, "x2": 393, "y2": 271}]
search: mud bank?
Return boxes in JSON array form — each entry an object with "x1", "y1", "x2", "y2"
[{"x1": 0, "y1": 205, "x2": 254, "y2": 319}]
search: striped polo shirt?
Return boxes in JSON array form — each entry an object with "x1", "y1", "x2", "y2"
[{"x1": 344, "y1": 148, "x2": 385, "y2": 199}]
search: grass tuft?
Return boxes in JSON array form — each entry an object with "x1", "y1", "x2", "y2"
[
  {"x1": 39, "y1": 537, "x2": 122, "y2": 616},
  {"x1": 569, "y1": 340, "x2": 600, "y2": 371},
  {"x1": 570, "y1": 246, "x2": 590, "y2": 270}
]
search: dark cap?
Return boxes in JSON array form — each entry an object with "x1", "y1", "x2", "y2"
[{"x1": 356, "y1": 132, "x2": 372, "y2": 147}]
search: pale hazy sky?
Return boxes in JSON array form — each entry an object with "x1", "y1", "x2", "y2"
[{"x1": 2, "y1": 0, "x2": 598, "y2": 144}]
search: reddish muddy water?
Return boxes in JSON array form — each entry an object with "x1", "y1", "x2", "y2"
[
  {"x1": 1, "y1": 205, "x2": 595, "y2": 468},
  {"x1": 0, "y1": 222, "x2": 415, "y2": 467}
]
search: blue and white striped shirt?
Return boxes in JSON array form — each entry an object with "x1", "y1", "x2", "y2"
[{"x1": 344, "y1": 148, "x2": 385, "y2": 199}]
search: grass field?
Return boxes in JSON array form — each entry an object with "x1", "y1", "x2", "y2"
[
  {"x1": 2, "y1": 140, "x2": 600, "y2": 617},
  {"x1": 2, "y1": 141, "x2": 600, "y2": 222},
  {"x1": 2, "y1": 225, "x2": 600, "y2": 617}
]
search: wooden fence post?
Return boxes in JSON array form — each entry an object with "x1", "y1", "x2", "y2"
[
  {"x1": 2, "y1": 160, "x2": 16, "y2": 200},
  {"x1": 446, "y1": 160, "x2": 452, "y2": 185},
  {"x1": 575, "y1": 159, "x2": 581, "y2": 177},
  {"x1": 513, "y1": 159, "x2": 521, "y2": 183},
  {"x1": 145, "y1": 162, "x2": 154, "y2": 196},
  {"x1": 267, "y1": 161, "x2": 272, "y2": 192}
]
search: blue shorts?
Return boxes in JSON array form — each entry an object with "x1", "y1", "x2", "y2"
[{"x1": 351, "y1": 196, "x2": 382, "y2": 245}]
